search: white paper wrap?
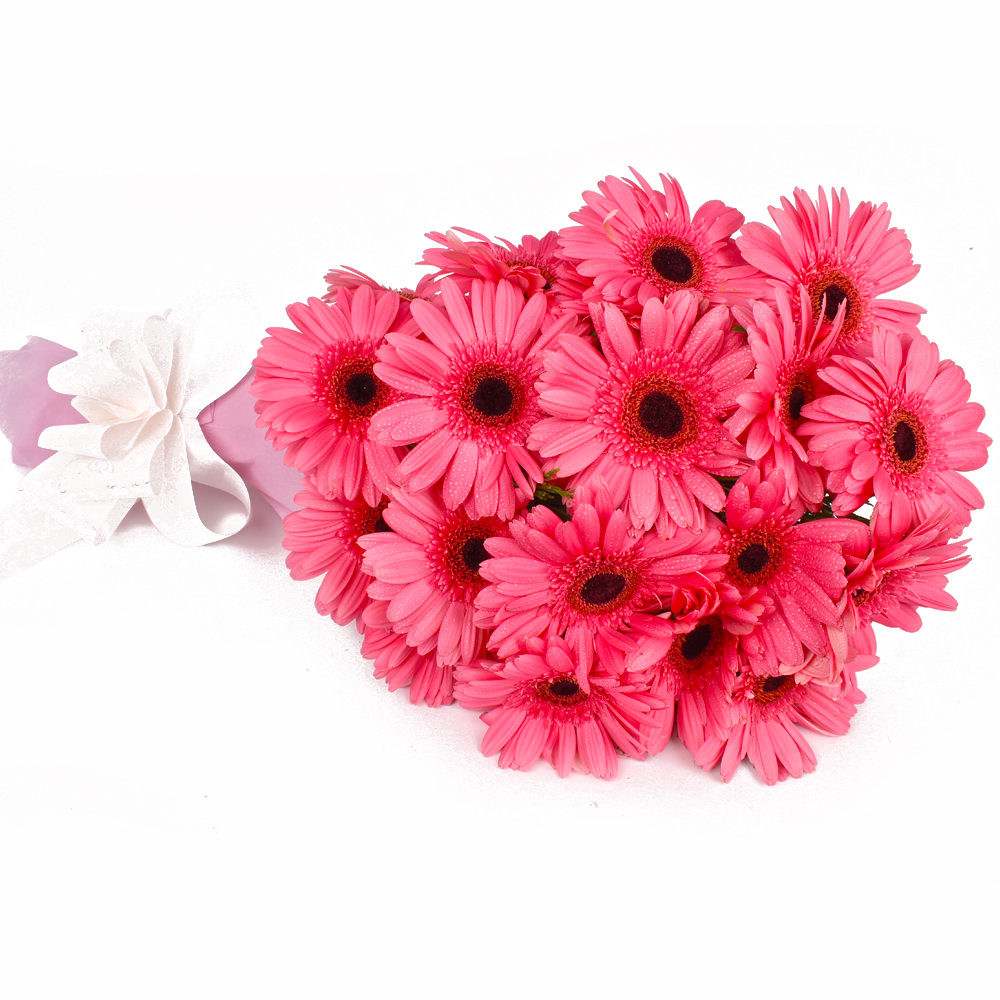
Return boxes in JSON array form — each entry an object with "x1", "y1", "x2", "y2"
[{"x1": 0, "y1": 298, "x2": 259, "y2": 578}]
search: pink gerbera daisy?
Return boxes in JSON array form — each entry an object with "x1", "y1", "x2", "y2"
[
  {"x1": 369, "y1": 277, "x2": 550, "y2": 519},
  {"x1": 843, "y1": 504, "x2": 971, "y2": 633},
  {"x1": 693, "y1": 671, "x2": 865, "y2": 785},
  {"x1": 323, "y1": 265, "x2": 437, "y2": 302},
  {"x1": 477, "y1": 481, "x2": 726, "y2": 688},
  {"x1": 719, "y1": 468, "x2": 865, "y2": 674},
  {"x1": 250, "y1": 286, "x2": 406, "y2": 504},
  {"x1": 625, "y1": 615, "x2": 739, "y2": 756},
  {"x1": 737, "y1": 187, "x2": 924, "y2": 348},
  {"x1": 358, "y1": 484, "x2": 511, "y2": 667},
  {"x1": 360, "y1": 623, "x2": 455, "y2": 707},
  {"x1": 800, "y1": 329, "x2": 991, "y2": 529},
  {"x1": 322, "y1": 267, "x2": 437, "y2": 334},
  {"x1": 454, "y1": 636, "x2": 661, "y2": 779},
  {"x1": 725, "y1": 288, "x2": 843, "y2": 506},
  {"x1": 558, "y1": 168, "x2": 767, "y2": 315},
  {"x1": 530, "y1": 291, "x2": 753, "y2": 533},
  {"x1": 420, "y1": 228, "x2": 589, "y2": 315},
  {"x1": 282, "y1": 477, "x2": 389, "y2": 626}
]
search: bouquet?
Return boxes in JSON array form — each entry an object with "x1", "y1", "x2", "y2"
[{"x1": 248, "y1": 169, "x2": 991, "y2": 784}]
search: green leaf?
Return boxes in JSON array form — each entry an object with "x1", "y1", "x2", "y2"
[{"x1": 528, "y1": 471, "x2": 574, "y2": 521}]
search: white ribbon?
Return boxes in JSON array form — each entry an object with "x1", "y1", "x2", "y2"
[{"x1": 0, "y1": 297, "x2": 259, "y2": 578}]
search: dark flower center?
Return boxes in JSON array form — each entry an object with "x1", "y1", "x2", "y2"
[
  {"x1": 440, "y1": 512, "x2": 508, "y2": 597},
  {"x1": 737, "y1": 543, "x2": 770, "y2": 575},
  {"x1": 357, "y1": 498, "x2": 392, "y2": 539},
  {"x1": 680, "y1": 623, "x2": 713, "y2": 661},
  {"x1": 344, "y1": 371, "x2": 378, "y2": 408},
  {"x1": 579, "y1": 572, "x2": 627, "y2": 606},
  {"x1": 471, "y1": 376, "x2": 514, "y2": 417},
  {"x1": 753, "y1": 673, "x2": 795, "y2": 704},
  {"x1": 787, "y1": 385, "x2": 808, "y2": 422},
  {"x1": 822, "y1": 284, "x2": 849, "y2": 322},
  {"x1": 461, "y1": 536, "x2": 490, "y2": 573},
  {"x1": 638, "y1": 391, "x2": 684, "y2": 438},
  {"x1": 548, "y1": 678, "x2": 580, "y2": 698},
  {"x1": 893, "y1": 421, "x2": 918, "y2": 462},
  {"x1": 651, "y1": 246, "x2": 694, "y2": 284}
]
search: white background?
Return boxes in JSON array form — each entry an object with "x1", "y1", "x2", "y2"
[{"x1": 1, "y1": 2, "x2": 998, "y2": 997}]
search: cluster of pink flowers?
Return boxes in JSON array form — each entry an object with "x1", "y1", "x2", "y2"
[{"x1": 251, "y1": 170, "x2": 990, "y2": 784}]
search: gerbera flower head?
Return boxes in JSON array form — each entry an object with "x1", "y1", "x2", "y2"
[
  {"x1": 726, "y1": 287, "x2": 843, "y2": 505},
  {"x1": 360, "y1": 623, "x2": 455, "y2": 707},
  {"x1": 282, "y1": 477, "x2": 390, "y2": 627},
  {"x1": 625, "y1": 615, "x2": 739, "y2": 756},
  {"x1": 720, "y1": 467, "x2": 865, "y2": 674},
  {"x1": 323, "y1": 265, "x2": 434, "y2": 310},
  {"x1": 530, "y1": 290, "x2": 754, "y2": 533},
  {"x1": 477, "y1": 478, "x2": 727, "y2": 688},
  {"x1": 693, "y1": 671, "x2": 865, "y2": 784},
  {"x1": 369, "y1": 277, "x2": 549, "y2": 519},
  {"x1": 420, "y1": 228, "x2": 589, "y2": 315},
  {"x1": 558, "y1": 168, "x2": 768, "y2": 316},
  {"x1": 737, "y1": 187, "x2": 924, "y2": 348},
  {"x1": 454, "y1": 635, "x2": 661, "y2": 779},
  {"x1": 800, "y1": 328, "x2": 991, "y2": 529},
  {"x1": 250, "y1": 286, "x2": 406, "y2": 504},
  {"x1": 358, "y1": 483, "x2": 511, "y2": 666},
  {"x1": 843, "y1": 503, "x2": 971, "y2": 633}
]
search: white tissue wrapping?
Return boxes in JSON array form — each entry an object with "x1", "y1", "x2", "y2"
[{"x1": 0, "y1": 298, "x2": 258, "y2": 578}]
